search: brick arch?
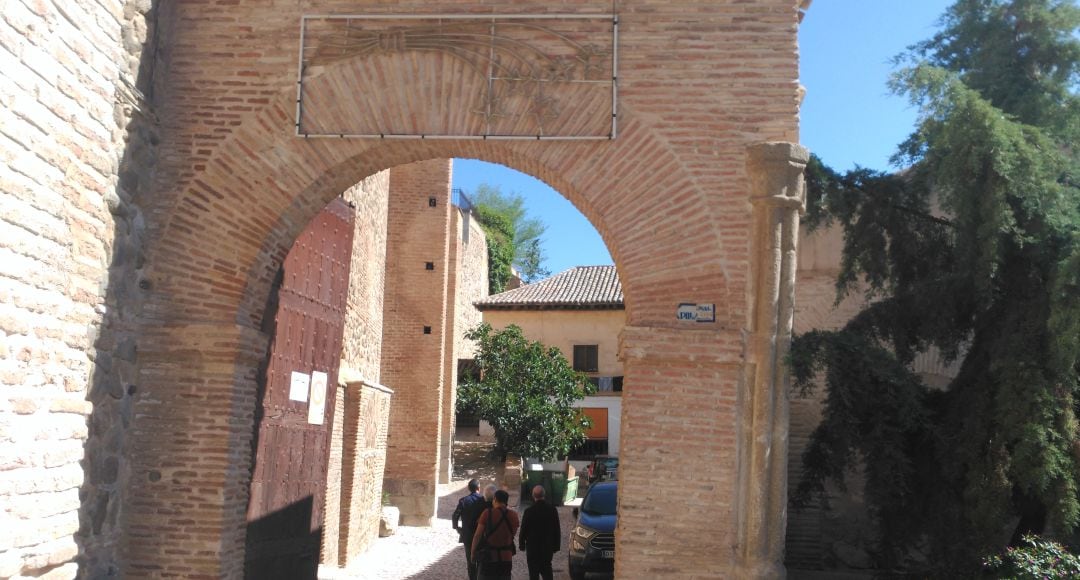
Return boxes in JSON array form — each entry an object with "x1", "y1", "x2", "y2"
[
  {"x1": 124, "y1": 2, "x2": 808, "y2": 577},
  {"x1": 147, "y1": 121, "x2": 730, "y2": 336},
  {"x1": 133, "y1": 74, "x2": 739, "y2": 580},
  {"x1": 144, "y1": 93, "x2": 733, "y2": 337}
]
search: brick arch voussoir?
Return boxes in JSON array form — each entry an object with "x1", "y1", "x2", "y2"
[
  {"x1": 231, "y1": 138, "x2": 633, "y2": 330},
  {"x1": 148, "y1": 57, "x2": 733, "y2": 335}
]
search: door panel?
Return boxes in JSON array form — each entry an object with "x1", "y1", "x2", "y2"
[
  {"x1": 582, "y1": 407, "x2": 609, "y2": 439},
  {"x1": 245, "y1": 198, "x2": 355, "y2": 579}
]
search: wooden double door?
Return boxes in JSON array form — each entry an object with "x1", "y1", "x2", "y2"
[{"x1": 245, "y1": 198, "x2": 355, "y2": 579}]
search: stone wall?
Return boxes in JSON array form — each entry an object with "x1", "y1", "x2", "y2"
[
  {"x1": 323, "y1": 383, "x2": 348, "y2": 567},
  {"x1": 340, "y1": 172, "x2": 392, "y2": 383},
  {"x1": 0, "y1": 1, "x2": 167, "y2": 578},
  {"x1": 440, "y1": 206, "x2": 488, "y2": 482},
  {"x1": 786, "y1": 224, "x2": 963, "y2": 572},
  {"x1": 322, "y1": 171, "x2": 391, "y2": 566},
  {"x1": 339, "y1": 380, "x2": 393, "y2": 560},
  {"x1": 453, "y1": 211, "x2": 489, "y2": 352}
]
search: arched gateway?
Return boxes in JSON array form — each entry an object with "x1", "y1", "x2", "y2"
[{"x1": 4, "y1": 0, "x2": 811, "y2": 578}]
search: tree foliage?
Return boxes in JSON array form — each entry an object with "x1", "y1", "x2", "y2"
[
  {"x1": 470, "y1": 184, "x2": 551, "y2": 290},
  {"x1": 792, "y1": 0, "x2": 1080, "y2": 571},
  {"x1": 474, "y1": 203, "x2": 516, "y2": 294},
  {"x1": 457, "y1": 323, "x2": 594, "y2": 460},
  {"x1": 984, "y1": 534, "x2": 1080, "y2": 579}
]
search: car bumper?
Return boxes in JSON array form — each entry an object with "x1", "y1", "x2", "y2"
[{"x1": 569, "y1": 549, "x2": 615, "y2": 575}]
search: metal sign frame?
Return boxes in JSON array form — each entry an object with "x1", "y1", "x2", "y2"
[{"x1": 296, "y1": 13, "x2": 619, "y2": 140}]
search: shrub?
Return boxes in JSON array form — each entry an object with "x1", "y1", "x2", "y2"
[{"x1": 983, "y1": 535, "x2": 1080, "y2": 579}]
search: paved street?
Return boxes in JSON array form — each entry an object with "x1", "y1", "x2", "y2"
[{"x1": 320, "y1": 437, "x2": 585, "y2": 579}]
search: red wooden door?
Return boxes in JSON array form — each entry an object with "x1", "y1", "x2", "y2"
[{"x1": 245, "y1": 198, "x2": 355, "y2": 579}]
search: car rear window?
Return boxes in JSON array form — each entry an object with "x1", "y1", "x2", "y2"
[{"x1": 582, "y1": 486, "x2": 617, "y2": 516}]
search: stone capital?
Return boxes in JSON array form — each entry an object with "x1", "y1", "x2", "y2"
[{"x1": 746, "y1": 141, "x2": 810, "y2": 212}]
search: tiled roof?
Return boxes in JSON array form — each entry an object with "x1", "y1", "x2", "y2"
[{"x1": 475, "y1": 266, "x2": 623, "y2": 310}]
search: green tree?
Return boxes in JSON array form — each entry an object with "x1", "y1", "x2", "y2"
[
  {"x1": 474, "y1": 204, "x2": 516, "y2": 294},
  {"x1": 470, "y1": 184, "x2": 551, "y2": 287},
  {"x1": 791, "y1": 0, "x2": 1080, "y2": 571},
  {"x1": 457, "y1": 323, "x2": 595, "y2": 460}
]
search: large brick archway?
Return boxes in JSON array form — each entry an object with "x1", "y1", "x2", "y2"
[{"x1": 122, "y1": 1, "x2": 809, "y2": 578}]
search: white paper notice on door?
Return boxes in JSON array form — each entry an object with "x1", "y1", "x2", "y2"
[
  {"x1": 289, "y1": 371, "x2": 311, "y2": 402},
  {"x1": 308, "y1": 371, "x2": 328, "y2": 425}
]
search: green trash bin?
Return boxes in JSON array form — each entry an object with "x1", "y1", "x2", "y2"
[
  {"x1": 550, "y1": 472, "x2": 568, "y2": 506},
  {"x1": 522, "y1": 468, "x2": 545, "y2": 499},
  {"x1": 565, "y1": 476, "x2": 579, "y2": 503}
]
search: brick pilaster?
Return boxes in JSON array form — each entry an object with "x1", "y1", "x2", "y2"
[
  {"x1": 379, "y1": 160, "x2": 453, "y2": 526},
  {"x1": 124, "y1": 323, "x2": 270, "y2": 578}
]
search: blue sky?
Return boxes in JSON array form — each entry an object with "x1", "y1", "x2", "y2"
[{"x1": 452, "y1": 1, "x2": 951, "y2": 278}]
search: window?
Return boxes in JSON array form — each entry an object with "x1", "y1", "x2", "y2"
[
  {"x1": 457, "y1": 359, "x2": 479, "y2": 382},
  {"x1": 573, "y1": 345, "x2": 599, "y2": 372},
  {"x1": 612, "y1": 376, "x2": 623, "y2": 392}
]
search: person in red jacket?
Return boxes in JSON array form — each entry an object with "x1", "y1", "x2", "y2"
[{"x1": 471, "y1": 489, "x2": 520, "y2": 580}]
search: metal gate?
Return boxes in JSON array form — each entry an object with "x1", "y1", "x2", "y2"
[{"x1": 245, "y1": 198, "x2": 355, "y2": 579}]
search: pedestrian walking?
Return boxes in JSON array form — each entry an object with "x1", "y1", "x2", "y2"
[
  {"x1": 519, "y1": 485, "x2": 561, "y2": 580},
  {"x1": 452, "y1": 479, "x2": 485, "y2": 580},
  {"x1": 471, "y1": 489, "x2": 520, "y2": 580}
]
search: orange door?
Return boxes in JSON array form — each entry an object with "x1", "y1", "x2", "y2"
[{"x1": 581, "y1": 407, "x2": 609, "y2": 439}]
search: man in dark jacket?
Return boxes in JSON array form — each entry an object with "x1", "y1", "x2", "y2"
[
  {"x1": 518, "y1": 485, "x2": 561, "y2": 580},
  {"x1": 452, "y1": 479, "x2": 484, "y2": 580}
]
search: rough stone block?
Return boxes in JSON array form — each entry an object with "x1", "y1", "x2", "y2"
[{"x1": 378, "y1": 506, "x2": 399, "y2": 537}]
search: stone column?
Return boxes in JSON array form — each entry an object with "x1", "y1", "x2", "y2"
[{"x1": 735, "y1": 141, "x2": 810, "y2": 579}]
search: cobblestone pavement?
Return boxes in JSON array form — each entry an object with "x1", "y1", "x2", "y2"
[{"x1": 319, "y1": 437, "x2": 586, "y2": 580}]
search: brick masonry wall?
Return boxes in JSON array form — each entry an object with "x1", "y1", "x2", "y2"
[
  {"x1": 439, "y1": 212, "x2": 460, "y2": 485},
  {"x1": 0, "y1": 1, "x2": 166, "y2": 578},
  {"x1": 340, "y1": 382, "x2": 392, "y2": 560},
  {"x1": 379, "y1": 160, "x2": 452, "y2": 526},
  {"x1": 51, "y1": 0, "x2": 807, "y2": 576},
  {"x1": 323, "y1": 170, "x2": 391, "y2": 566}
]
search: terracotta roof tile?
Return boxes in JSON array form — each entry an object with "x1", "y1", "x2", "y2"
[{"x1": 475, "y1": 265, "x2": 623, "y2": 310}]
